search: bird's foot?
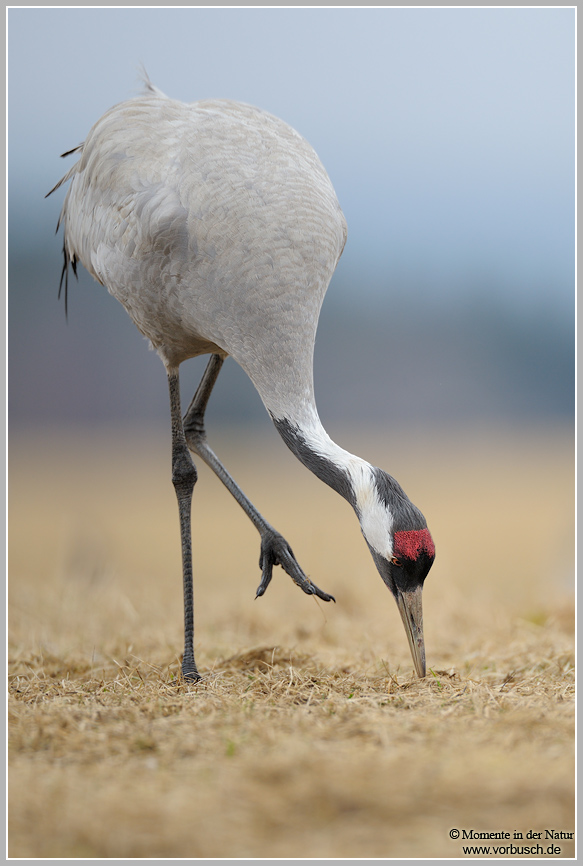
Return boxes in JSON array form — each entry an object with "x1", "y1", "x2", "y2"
[
  {"x1": 256, "y1": 529, "x2": 335, "y2": 603},
  {"x1": 181, "y1": 655, "x2": 202, "y2": 682}
]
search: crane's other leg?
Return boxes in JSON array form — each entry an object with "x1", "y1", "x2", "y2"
[
  {"x1": 167, "y1": 366, "x2": 201, "y2": 681},
  {"x1": 183, "y1": 355, "x2": 334, "y2": 603}
]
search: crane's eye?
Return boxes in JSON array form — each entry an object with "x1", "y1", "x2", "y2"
[{"x1": 390, "y1": 556, "x2": 402, "y2": 567}]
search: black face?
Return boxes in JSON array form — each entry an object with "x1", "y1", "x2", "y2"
[
  {"x1": 361, "y1": 469, "x2": 435, "y2": 678},
  {"x1": 369, "y1": 547, "x2": 435, "y2": 599},
  {"x1": 367, "y1": 467, "x2": 436, "y2": 599}
]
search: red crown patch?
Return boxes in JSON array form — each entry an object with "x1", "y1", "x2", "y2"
[{"x1": 393, "y1": 528, "x2": 435, "y2": 560}]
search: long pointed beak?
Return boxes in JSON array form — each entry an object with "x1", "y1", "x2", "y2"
[{"x1": 395, "y1": 586, "x2": 426, "y2": 677}]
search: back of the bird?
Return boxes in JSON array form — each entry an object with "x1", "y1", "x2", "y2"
[{"x1": 57, "y1": 89, "x2": 347, "y2": 414}]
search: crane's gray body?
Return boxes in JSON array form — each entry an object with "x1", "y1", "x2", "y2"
[
  {"x1": 58, "y1": 91, "x2": 347, "y2": 423},
  {"x1": 52, "y1": 83, "x2": 433, "y2": 680}
]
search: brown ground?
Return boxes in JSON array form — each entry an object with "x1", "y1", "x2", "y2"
[{"x1": 8, "y1": 424, "x2": 575, "y2": 858}]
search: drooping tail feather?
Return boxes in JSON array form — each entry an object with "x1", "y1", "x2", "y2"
[
  {"x1": 57, "y1": 242, "x2": 77, "y2": 320},
  {"x1": 47, "y1": 146, "x2": 83, "y2": 318}
]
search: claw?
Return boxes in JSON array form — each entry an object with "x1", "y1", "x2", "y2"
[
  {"x1": 300, "y1": 577, "x2": 335, "y2": 603},
  {"x1": 256, "y1": 529, "x2": 335, "y2": 603},
  {"x1": 255, "y1": 561, "x2": 274, "y2": 598}
]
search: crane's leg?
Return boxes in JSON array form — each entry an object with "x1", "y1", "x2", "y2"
[
  {"x1": 183, "y1": 354, "x2": 335, "y2": 603},
  {"x1": 167, "y1": 366, "x2": 201, "y2": 681}
]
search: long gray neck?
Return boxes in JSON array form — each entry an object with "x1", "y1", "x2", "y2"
[
  {"x1": 271, "y1": 405, "x2": 372, "y2": 511},
  {"x1": 270, "y1": 404, "x2": 427, "y2": 559}
]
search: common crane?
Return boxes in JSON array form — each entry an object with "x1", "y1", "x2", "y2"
[{"x1": 48, "y1": 79, "x2": 435, "y2": 680}]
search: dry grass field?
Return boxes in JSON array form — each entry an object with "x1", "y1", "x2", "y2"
[{"x1": 8, "y1": 424, "x2": 575, "y2": 858}]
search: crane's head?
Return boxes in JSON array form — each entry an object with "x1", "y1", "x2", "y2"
[
  {"x1": 270, "y1": 416, "x2": 434, "y2": 675},
  {"x1": 356, "y1": 467, "x2": 435, "y2": 677}
]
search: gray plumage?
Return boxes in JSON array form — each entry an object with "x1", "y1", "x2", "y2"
[
  {"x1": 50, "y1": 79, "x2": 434, "y2": 680},
  {"x1": 54, "y1": 82, "x2": 345, "y2": 422}
]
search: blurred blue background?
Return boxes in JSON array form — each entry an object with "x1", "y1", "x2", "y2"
[{"x1": 8, "y1": 7, "x2": 575, "y2": 431}]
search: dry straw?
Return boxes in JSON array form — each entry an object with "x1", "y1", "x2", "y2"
[{"x1": 8, "y1": 427, "x2": 575, "y2": 857}]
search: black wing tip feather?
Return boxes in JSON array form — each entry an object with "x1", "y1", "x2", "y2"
[
  {"x1": 58, "y1": 245, "x2": 78, "y2": 321},
  {"x1": 44, "y1": 182, "x2": 59, "y2": 200},
  {"x1": 45, "y1": 144, "x2": 83, "y2": 199},
  {"x1": 60, "y1": 144, "x2": 83, "y2": 159}
]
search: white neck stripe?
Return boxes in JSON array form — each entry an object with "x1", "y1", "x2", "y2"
[{"x1": 277, "y1": 406, "x2": 395, "y2": 559}]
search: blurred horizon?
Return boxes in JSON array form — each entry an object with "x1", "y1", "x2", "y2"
[{"x1": 8, "y1": 7, "x2": 575, "y2": 433}]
